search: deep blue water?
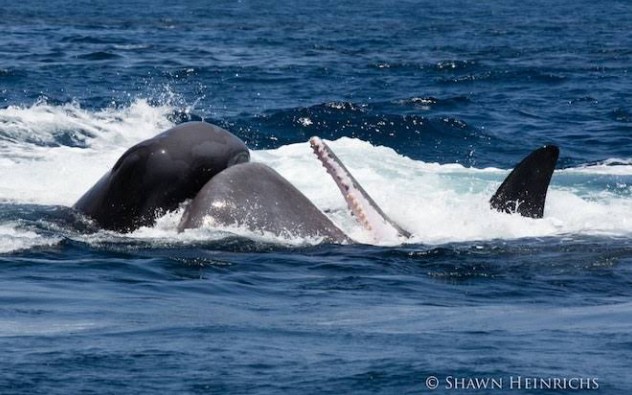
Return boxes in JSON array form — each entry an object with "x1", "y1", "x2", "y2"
[{"x1": 2, "y1": 0, "x2": 632, "y2": 393}]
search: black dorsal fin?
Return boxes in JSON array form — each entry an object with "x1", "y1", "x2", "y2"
[{"x1": 490, "y1": 145, "x2": 560, "y2": 218}]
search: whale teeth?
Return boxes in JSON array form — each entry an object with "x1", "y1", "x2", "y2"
[
  {"x1": 356, "y1": 210, "x2": 371, "y2": 230},
  {"x1": 346, "y1": 194, "x2": 371, "y2": 230},
  {"x1": 349, "y1": 195, "x2": 363, "y2": 215},
  {"x1": 313, "y1": 136, "x2": 374, "y2": 233}
]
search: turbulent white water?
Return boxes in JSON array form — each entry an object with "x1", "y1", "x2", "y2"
[{"x1": 2, "y1": 100, "x2": 632, "y2": 252}]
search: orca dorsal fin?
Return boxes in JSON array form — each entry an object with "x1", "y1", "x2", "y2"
[{"x1": 490, "y1": 145, "x2": 559, "y2": 218}]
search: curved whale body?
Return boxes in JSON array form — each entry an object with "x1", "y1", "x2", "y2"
[
  {"x1": 74, "y1": 122, "x2": 249, "y2": 232},
  {"x1": 178, "y1": 162, "x2": 351, "y2": 243},
  {"x1": 490, "y1": 145, "x2": 559, "y2": 218}
]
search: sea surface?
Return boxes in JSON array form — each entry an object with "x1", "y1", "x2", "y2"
[{"x1": 1, "y1": 0, "x2": 632, "y2": 393}]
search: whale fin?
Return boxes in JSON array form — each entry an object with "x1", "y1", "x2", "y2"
[
  {"x1": 490, "y1": 145, "x2": 559, "y2": 218},
  {"x1": 310, "y1": 137, "x2": 412, "y2": 241}
]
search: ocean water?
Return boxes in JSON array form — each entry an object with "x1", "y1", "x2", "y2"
[{"x1": 1, "y1": 0, "x2": 632, "y2": 393}]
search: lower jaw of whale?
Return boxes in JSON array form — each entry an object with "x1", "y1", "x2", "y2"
[{"x1": 310, "y1": 136, "x2": 412, "y2": 243}]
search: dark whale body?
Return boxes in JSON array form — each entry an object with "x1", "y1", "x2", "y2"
[
  {"x1": 178, "y1": 162, "x2": 351, "y2": 243},
  {"x1": 74, "y1": 122, "x2": 249, "y2": 232},
  {"x1": 490, "y1": 145, "x2": 559, "y2": 218}
]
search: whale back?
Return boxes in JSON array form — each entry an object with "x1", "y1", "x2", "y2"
[
  {"x1": 178, "y1": 162, "x2": 351, "y2": 243},
  {"x1": 74, "y1": 122, "x2": 249, "y2": 232}
]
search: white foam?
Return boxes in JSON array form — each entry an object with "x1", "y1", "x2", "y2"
[
  {"x1": 0, "y1": 223, "x2": 61, "y2": 253},
  {"x1": 0, "y1": 99, "x2": 174, "y2": 206},
  {"x1": 255, "y1": 137, "x2": 632, "y2": 244},
  {"x1": 2, "y1": 101, "x2": 632, "y2": 251},
  {"x1": 562, "y1": 158, "x2": 632, "y2": 176}
]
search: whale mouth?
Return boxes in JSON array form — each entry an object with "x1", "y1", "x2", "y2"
[{"x1": 310, "y1": 136, "x2": 411, "y2": 242}]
